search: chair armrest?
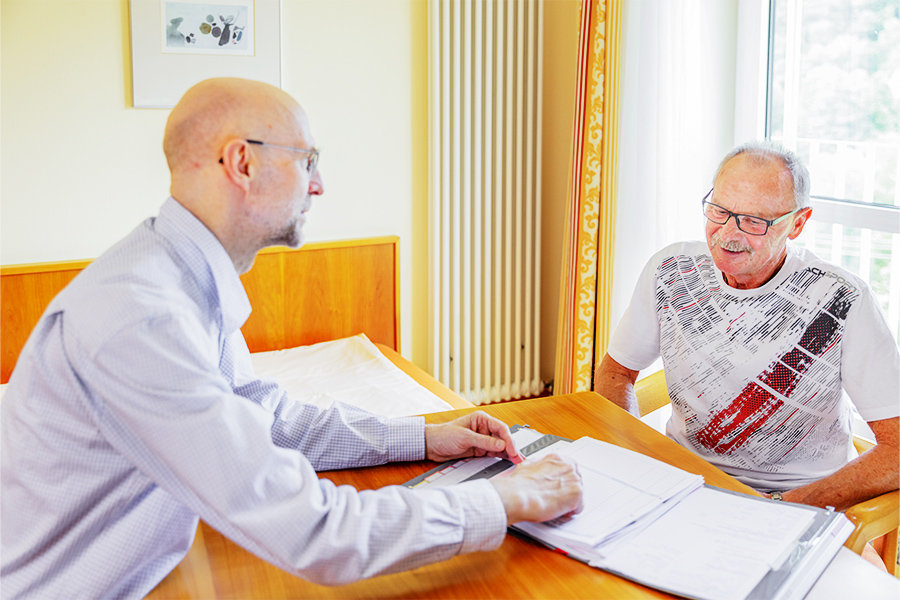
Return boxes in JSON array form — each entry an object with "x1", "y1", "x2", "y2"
[
  {"x1": 633, "y1": 370, "x2": 671, "y2": 417},
  {"x1": 843, "y1": 489, "x2": 900, "y2": 554}
]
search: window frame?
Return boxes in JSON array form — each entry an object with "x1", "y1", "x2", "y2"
[
  {"x1": 733, "y1": 0, "x2": 900, "y2": 236},
  {"x1": 733, "y1": 0, "x2": 899, "y2": 428}
]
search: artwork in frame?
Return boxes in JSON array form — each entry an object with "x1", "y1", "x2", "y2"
[
  {"x1": 161, "y1": 1, "x2": 254, "y2": 56},
  {"x1": 129, "y1": 0, "x2": 281, "y2": 108}
]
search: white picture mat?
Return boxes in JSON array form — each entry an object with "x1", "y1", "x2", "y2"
[{"x1": 129, "y1": 0, "x2": 281, "y2": 108}]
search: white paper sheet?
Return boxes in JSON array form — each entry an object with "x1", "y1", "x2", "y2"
[
  {"x1": 250, "y1": 334, "x2": 454, "y2": 417},
  {"x1": 596, "y1": 486, "x2": 816, "y2": 600}
]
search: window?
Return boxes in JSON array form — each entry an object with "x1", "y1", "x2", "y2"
[{"x1": 766, "y1": 0, "x2": 900, "y2": 341}]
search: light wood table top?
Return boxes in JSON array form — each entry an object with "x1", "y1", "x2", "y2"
[{"x1": 146, "y1": 392, "x2": 758, "y2": 599}]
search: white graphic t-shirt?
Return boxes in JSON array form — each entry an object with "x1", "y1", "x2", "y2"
[{"x1": 609, "y1": 241, "x2": 899, "y2": 491}]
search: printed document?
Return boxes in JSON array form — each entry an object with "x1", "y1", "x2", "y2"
[{"x1": 406, "y1": 428, "x2": 851, "y2": 600}]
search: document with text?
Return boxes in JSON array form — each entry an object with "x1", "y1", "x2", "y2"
[{"x1": 405, "y1": 426, "x2": 854, "y2": 600}]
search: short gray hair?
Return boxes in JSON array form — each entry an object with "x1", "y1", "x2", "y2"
[{"x1": 714, "y1": 141, "x2": 811, "y2": 209}]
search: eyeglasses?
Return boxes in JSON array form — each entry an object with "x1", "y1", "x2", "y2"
[
  {"x1": 219, "y1": 139, "x2": 319, "y2": 174},
  {"x1": 701, "y1": 189, "x2": 801, "y2": 236}
]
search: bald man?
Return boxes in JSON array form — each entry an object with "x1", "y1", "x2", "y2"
[{"x1": 0, "y1": 79, "x2": 582, "y2": 599}]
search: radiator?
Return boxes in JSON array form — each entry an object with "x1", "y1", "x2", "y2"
[{"x1": 428, "y1": 0, "x2": 544, "y2": 405}]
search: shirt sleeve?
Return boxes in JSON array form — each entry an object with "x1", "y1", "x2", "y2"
[
  {"x1": 607, "y1": 252, "x2": 663, "y2": 371},
  {"x1": 839, "y1": 283, "x2": 900, "y2": 423},
  {"x1": 66, "y1": 310, "x2": 508, "y2": 585},
  {"x1": 225, "y1": 331, "x2": 425, "y2": 470}
]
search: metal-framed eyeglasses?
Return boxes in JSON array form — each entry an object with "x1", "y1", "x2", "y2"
[
  {"x1": 701, "y1": 189, "x2": 802, "y2": 236},
  {"x1": 220, "y1": 139, "x2": 319, "y2": 175}
]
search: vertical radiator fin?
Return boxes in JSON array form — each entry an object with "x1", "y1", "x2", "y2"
[{"x1": 429, "y1": 0, "x2": 544, "y2": 405}]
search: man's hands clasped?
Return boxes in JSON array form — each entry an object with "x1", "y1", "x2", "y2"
[{"x1": 423, "y1": 411, "x2": 584, "y2": 526}]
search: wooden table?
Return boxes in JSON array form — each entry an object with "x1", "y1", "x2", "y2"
[{"x1": 146, "y1": 392, "x2": 759, "y2": 599}]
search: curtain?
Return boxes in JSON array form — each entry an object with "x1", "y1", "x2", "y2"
[
  {"x1": 553, "y1": 0, "x2": 622, "y2": 395},
  {"x1": 611, "y1": 0, "x2": 711, "y2": 335},
  {"x1": 555, "y1": 0, "x2": 733, "y2": 393}
]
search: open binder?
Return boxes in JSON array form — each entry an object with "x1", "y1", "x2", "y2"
[{"x1": 404, "y1": 426, "x2": 853, "y2": 600}]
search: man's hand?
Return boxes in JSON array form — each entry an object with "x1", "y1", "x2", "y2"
[
  {"x1": 424, "y1": 411, "x2": 520, "y2": 463},
  {"x1": 781, "y1": 416, "x2": 899, "y2": 511},
  {"x1": 489, "y1": 454, "x2": 584, "y2": 525}
]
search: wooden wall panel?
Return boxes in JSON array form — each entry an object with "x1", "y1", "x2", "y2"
[
  {"x1": 240, "y1": 252, "x2": 286, "y2": 353},
  {"x1": 282, "y1": 240, "x2": 399, "y2": 351},
  {"x1": 0, "y1": 237, "x2": 399, "y2": 384},
  {"x1": 1, "y1": 263, "x2": 88, "y2": 383}
]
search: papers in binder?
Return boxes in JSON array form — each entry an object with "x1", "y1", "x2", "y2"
[
  {"x1": 405, "y1": 426, "x2": 853, "y2": 600},
  {"x1": 513, "y1": 436, "x2": 705, "y2": 548}
]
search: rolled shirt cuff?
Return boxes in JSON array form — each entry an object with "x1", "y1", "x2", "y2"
[{"x1": 386, "y1": 416, "x2": 426, "y2": 463}]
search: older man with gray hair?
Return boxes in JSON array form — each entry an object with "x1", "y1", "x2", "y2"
[{"x1": 595, "y1": 141, "x2": 898, "y2": 526}]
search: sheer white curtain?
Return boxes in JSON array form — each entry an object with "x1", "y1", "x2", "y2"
[{"x1": 611, "y1": 0, "x2": 740, "y2": 345}]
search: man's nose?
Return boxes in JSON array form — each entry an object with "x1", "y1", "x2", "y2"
[
  {"x1": 718, "y1": 214, "x2": 744, "y2": 238},
  {"x1": 309, "y1": 169, "x2": 324, "y2": 195}
]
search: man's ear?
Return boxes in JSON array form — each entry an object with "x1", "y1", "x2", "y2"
[
  {"x1": 787, "y1": 207, "x2": 813, "y2": 240},
  {"x1": 220, "y1": 139, "x2": 255, "y2": 193}
]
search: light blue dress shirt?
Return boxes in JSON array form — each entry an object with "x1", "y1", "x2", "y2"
[{"x1": 0, "y1": 198, "x2": 506, "y2": 599}]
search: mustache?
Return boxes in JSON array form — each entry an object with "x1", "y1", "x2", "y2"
[{"x1": 711, "y1": 232, "x2": 753, "y2": 254}]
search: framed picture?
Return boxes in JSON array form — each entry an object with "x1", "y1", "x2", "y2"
[{"x1": 129, "y1": 0, "x2": 281, "y2": 108}]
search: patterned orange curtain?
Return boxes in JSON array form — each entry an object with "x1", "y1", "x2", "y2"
[{"x1": 553, "y1": 0, "x2": 622, "y2": 395}]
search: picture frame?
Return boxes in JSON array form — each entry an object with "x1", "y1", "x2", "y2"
[{"x1": 129, "y1": 0, "x2": 281, "y2": 108}]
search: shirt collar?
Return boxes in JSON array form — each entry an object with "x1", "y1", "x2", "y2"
[{"x1": 155, "y1": 197, "x2": 252, "y2": 335}]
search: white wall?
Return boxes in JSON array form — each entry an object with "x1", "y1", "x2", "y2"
[
  {"x1": 280, "y1": 0, "x2": 429, "y2": 366},
  {"x1": 1, "y1": 1, "x2": 172, "y2": 263},
  {"x1": 0, "y1": 0, "x2": 430, "y2": 366}
]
